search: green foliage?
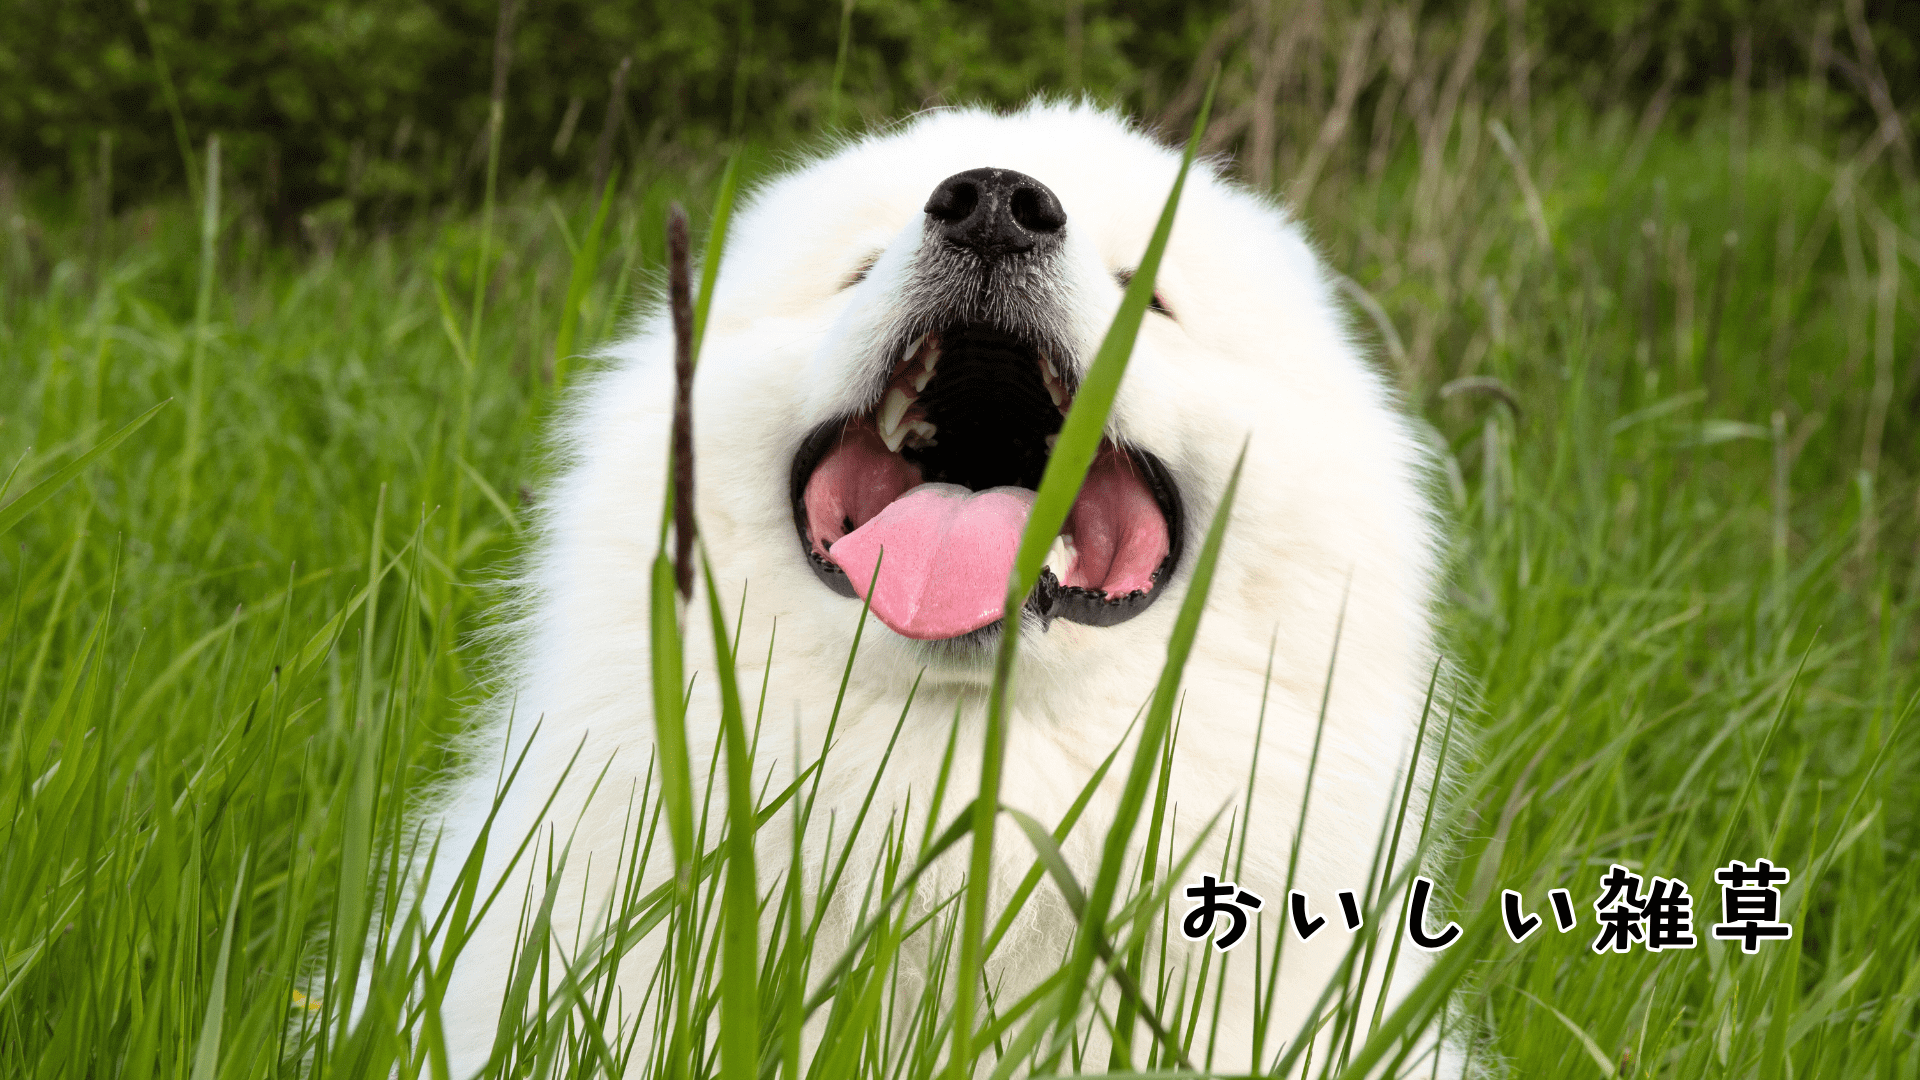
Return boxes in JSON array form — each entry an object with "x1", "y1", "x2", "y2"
[
  {"x1": 6, "y1": 0, "x2": 1918, "y2": 220},
  {"x1": 0, "y1": 0, "x2": 1232, "y2": 215}
]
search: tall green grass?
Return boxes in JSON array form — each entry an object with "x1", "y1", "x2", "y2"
[{"x1": 2, "y1": 66, "x2": 1918, "y2": 1079}]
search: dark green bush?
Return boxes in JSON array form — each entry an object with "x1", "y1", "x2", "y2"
[{"x1": 2, "y1": 0, "x2": 1913, "y2": 219}]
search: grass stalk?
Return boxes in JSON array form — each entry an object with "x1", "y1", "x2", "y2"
[
  {"x1": 129, "y1": 0, "x2": 199, "y2": 204},
  {"x1": 448, "y1": 0, "x2": 519, "y2": 567},
  {"x1": 699, "y1": 555, "x2": 759, "y2": 1080},
  {"x1": 175, "y1": 135, "x2": 219, "y2": 527},
  {"x1": 948, "y1": 68, "x2": 1218, "y2": 1080},
  {"x1": 828, "y1": 0, "x2": 857, "y2": 129},
  {"x1": 551, "y1": 173, "x2": 620, "y2": 387}
]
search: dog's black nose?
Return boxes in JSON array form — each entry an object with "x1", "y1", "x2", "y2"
[{"x1": 924, "y1": 168, "x2": 1066, "y2": 258}]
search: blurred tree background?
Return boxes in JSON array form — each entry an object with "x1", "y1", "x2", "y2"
[{"x1": 3, "y1": 0, "x2": 1916, "y2": 226}]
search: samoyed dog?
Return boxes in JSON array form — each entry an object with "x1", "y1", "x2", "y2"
[{"x1": 415, "y1": 101, "x2": 1464, "y2": 1075}]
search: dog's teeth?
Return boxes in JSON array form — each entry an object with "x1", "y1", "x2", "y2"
[
  {"x1": 1043, "y1": 534, "x2": 1077, "y2": 582},
  {"x1": 902, "y1": 334, "x2": 927, "y2": 363},
  {"x1": 1038, "y1": 350, "x2": 1070, "y2": 407},
  {"x1": 912, "y1": 344, "x2": 940, "y2": 392},
  {"x1": 1045, "y1": 434, "x2": 1058, "y2": 450},
  {"x1": 878, "y1": 388, "x2": 912, "y2": 446},
  {"x1": 903, "y1": 420, "x2": 938, "y2": 449}
]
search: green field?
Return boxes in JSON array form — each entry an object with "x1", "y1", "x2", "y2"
[{"x1": 3, "y1": 46, "x2": 1918, "y2": 1080}]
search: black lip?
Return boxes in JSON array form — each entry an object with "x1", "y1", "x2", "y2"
[
  {"x1": 1032, "y1": 448, "x2": 1183, "y2": 629},
  {"x1": 789, "y1": 420, "x2": 862, "y2": 599},
  {"x1": 789, "y1": 327, "x2": 1185, "y2": 633}
]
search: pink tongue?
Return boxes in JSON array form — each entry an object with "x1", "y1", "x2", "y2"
[{"x1": 827, "y1": 483, "x2": 1036, "y2": 640}]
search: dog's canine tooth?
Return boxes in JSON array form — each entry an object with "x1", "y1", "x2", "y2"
[
  {"x1": 1045, "y1": 433, "x2": 1059, "y2": 450},
  {"x1": 878, "y1": 387, "x2": 912, "y2": 447},
  {"x1": 1038, "y1": 350, "x2": 1071, "y2": 408},
  {"x1": 901, "y1": 333, "x2": 927, "y2": 363}
]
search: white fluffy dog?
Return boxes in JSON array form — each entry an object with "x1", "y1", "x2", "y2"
[{"x1": 417, "y1": 102, "x2": 1460, "y2": 1075}]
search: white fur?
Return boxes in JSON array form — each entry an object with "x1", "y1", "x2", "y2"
[{"x1": 417, "y1": 102, "x2": 1462, "y2": 1076}]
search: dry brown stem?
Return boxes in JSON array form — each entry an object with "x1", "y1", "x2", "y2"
[{"x1": 667, "y1": 204, "x2": 696, "y2": 599}]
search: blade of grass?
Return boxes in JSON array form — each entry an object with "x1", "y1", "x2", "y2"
[
  {"x1": 129, "y1": 0, "x2": 199, "y2": 204},
  {"x1": 488, "y1": 747, "x2": 824, "y2": 1052},
  {"x1": 1513, "y1": 987, "x2": 1617, "y2": 1078},
  {"x1": 1263, "y1": 585, "x2": 1347, "y2": 1054},
  {"x1": 1363, "y1": 669, "x2": 1449, "y2": 1043},
  {"x1": 827, "y1": 0, "x2": 856, "y2": 129},
  {"x1": 1108, "y1": 709, "x2": 1176, "y2": 1068},
  {"x1": 1707, "y1": 635, "x2": 1813, "y2": 869},
  {"x1": 805, "y1": 669, "x2": 922, "y2": 943},
  {"x1": 188, "y1": 849, "x2": 248, "y2": 1080},
  {"x1": 699, "y1": 553, "x2": 759, "y2": 1080},
  {"x1": 1270, "y1": 705, "x2": 1469, "y2": 1080},
  {"x1": 553, "y1": 171, "x2": 619, "y2": 387},
  {"x1": 982, "y1": 713, "x2": 1138, "y2": 961},
  {"x1": 1001, "y1": 76, "x2": 1215, "y2": 614},
  {"x1": 175, "y1": 135, "x2": 219, "y2": 525},
  {"x1": 989, "y1": 796, "x2": 1229, "y2": 1080},
  {"x1": 483, "y1": 834, "x2": 573, "y2": 1072},
  {"x1": 952, "y1": 64, "x2": 1219, "y2": 1080},
  {"x1": 1042, "y1": 444, "x2": 1243, "y2": 1071},
  {"x1": 799, "y1": 799, "x2": 979, "y2": 1020},
  {"x1": 648, "y1": 545, "x2": 695, "y2": 1077},
  {"x1": 0, "y1": 449, "x2": 25, "y2": 505},
  {"x1": 0, "y1": 400, "x2": 168, "y2": 538},
  {"x1": 323, "y1": 491, "x2": 387, "y2": 1051},
  {"x1": 1002, "y1": 807, "x2": 1194, "y2": 1070},
  {"x1": 692, "y1": 153, "x2": 741, "y2": 355}
]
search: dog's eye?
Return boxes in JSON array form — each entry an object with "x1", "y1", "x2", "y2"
[
  {"x1": 842, "y1": 253, "x2": 881, "y2": 290},
  {"x1": 1114, "y1": 269, "x2": 1173, "y2": 318}
]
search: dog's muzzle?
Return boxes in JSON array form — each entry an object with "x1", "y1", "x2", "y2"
[{"x1": 788, "y1": 168, "x2": 1185, "y2": 643}]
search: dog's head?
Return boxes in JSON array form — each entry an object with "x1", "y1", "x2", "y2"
[
  {"x1": 786, "y1": 156, "x2": 1189, "y2": 642},
  {"x1": 666, "y1": 102, "x2": 1435, "y2": 691}
]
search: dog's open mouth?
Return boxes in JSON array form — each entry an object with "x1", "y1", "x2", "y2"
[{"x1": 790, "y1": 324, "x2": 1183, "y2": 641}]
